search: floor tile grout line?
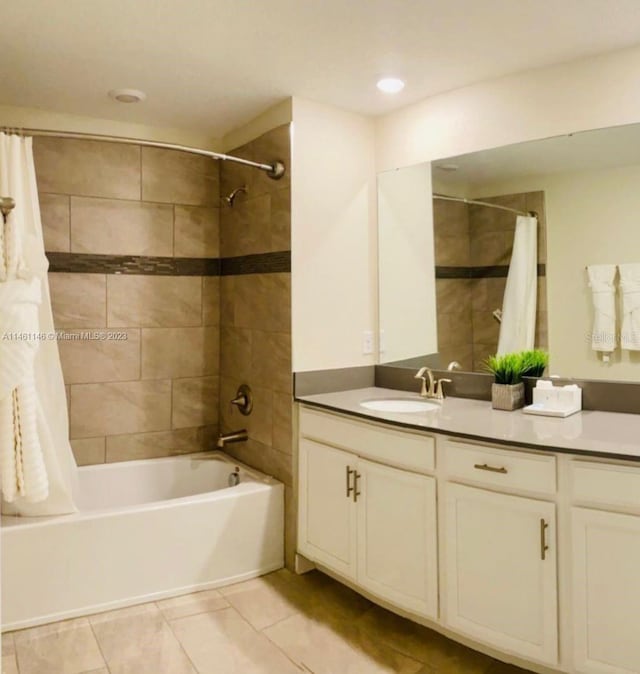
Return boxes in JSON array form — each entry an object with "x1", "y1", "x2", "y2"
[
  {"x1": 87, "y1": 619, "x2": 110, "y2": 673},
  {"x1": 161, "y1": 604, "x2": 201, "y2": 674}
]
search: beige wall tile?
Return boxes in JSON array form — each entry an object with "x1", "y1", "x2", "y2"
[
  {"x1": 70, "y1": 197, "x2": 173, "y2": 256},
  {"x1": 434, "y1": 234, "x2": 470, "y2": 266},
  {"x1": 220, "y1": 194, "x2": 271, "y2": 257},
  {"x1": 58, "y1": 328, "x2": 140, "y2": 384},
  {"x1": 246, "y1": 385, "x2": 273, "y2": 447},
  {"x1": 70, "y1": 380, "x2": 171, "y2": 438},
  {"x1": 270, "y1": 186, "x2": 291, "y2": 251},
  {"x1": 174, "y1": 205, "x2": 220, "y2": 257},
  {"x1": 469, "y1": 194, "x2": 525, "y2": 233},
  {"x1": 172, "y1": 376, "x2": 219, "y2": 429},
  {"x1": 472, "y1": 310, "x2": 501, "y2": 346},
  {"x1": 107, "y1": 275, "x2": 202, "y2": 327},
  {"x1": 272, "y1": 392, "x2": 292, "y2": 455},
  {"x1": 219, "y1": 276, "x2": 235, "y2": 326},
  {"x1": 105, "y1": 427, "x2": 207, "y2": 462},
  {"x1": 141, "y1": 147, "x2": 219, "y2": 206},
  {"x1": 220, "y1": 326, "x2": 252, "y2": 380},
  {"x1": 251, "y1": 331, "x2": 292, "y2": 394},
  {"x1": 471, "y1": 277, "x2": 507, "y2": 313},
  {"x1": 49, "y1": 272, "x2": 106, "y2": 328},
  {"x1": 39, "y1": 193, "x2": 70, "y2": 252},
  {"x1": 71, "y1": 437, "x2": 106, "y2": 465},
  {"x1": 33, "y1": 137, "x2": 140, "y2": 200},
  {"x1": 202, "y1": 276, "x2": 220, "y2": 326},
  {"x1": 141, "y1": 327, "x2": 218, "y2": 379},
  {"x1": 470, "y1": 231, "x2": 511, "y2": 266},
  {"x1": 437, "y1": 311, "x2": 473, "y2": 349},
  {"x1": 233, "y1": 273, "x2": 291, "y2": 333},
  {"x1": 436, "y1": 279, "x2": 472, "y2": 316},
  {"x1": 433, "y1": 199, "x2": 469, "y2": 238}
]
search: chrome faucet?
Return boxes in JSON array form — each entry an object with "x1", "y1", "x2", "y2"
[
  {"x1": 217, "y1": 429, "x2": 248, "y2": 448},
  {"x1": 415, "y1": 367, "x2": 452, "y2": 400}
]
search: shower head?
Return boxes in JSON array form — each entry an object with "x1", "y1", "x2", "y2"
[{"x1": 223, "y1": 186, "x2": 247, "y2": 207}]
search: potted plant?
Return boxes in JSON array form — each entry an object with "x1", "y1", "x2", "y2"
[{"x1": 484, "y1": 349, "x2": 549, "y2": 411}]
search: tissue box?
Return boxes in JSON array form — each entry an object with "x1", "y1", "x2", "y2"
[{"x1": 523, "y1": 380, "x2": 582, "y2": 418}]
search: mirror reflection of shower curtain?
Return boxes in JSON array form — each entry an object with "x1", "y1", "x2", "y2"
[
  {"x1": 497, "y1": 215, "x2": 538, "y2": 355},
  {"x1": 0, "y1": 133, "x2": 77, "y2": 515}
]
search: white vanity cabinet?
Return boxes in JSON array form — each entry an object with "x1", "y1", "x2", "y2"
[
  {"x1": 440, "y1": 438, "x2": 559, "y2": 665},
  {"x1": 298, "y1": 408, "x2": 439, "y2": 619},
  {"x1": 570, "y1": 461, "x2": 640, "y2": 674}
]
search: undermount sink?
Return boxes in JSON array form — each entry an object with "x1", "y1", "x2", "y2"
[{"x1": 359, "y1": 398, "x2": 441, "y2": 413}]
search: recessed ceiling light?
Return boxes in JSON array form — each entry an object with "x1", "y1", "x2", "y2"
[
  {"x1": 108, "y1": 88, "x2": 147, "y2": 103},
  {"x1": 377, "y1": 77, "x2": 405, "y2": 94}
]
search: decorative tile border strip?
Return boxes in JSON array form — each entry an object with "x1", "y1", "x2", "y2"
[
  {"x1": 436, "y1": 264, "x2": 546, "y2": 279},
  {"x1": 46, "y1": 251, "x2": 290, "y2": 276},
  {"x1": 221, "y1": 251, "x2": 291, "y2": 275}
]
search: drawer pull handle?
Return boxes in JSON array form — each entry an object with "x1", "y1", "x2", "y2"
[
  {"x1": 346, "y1": 466, "x2": 355, "y2": 497},
  {"x1": 474, "y1": 463, "x2": 508, "y2": 474},
  {"x1": 540, "y1": 519, "x2": 549, "y2": 561},
  {"x1": 353, "y1": 472, "x2": 361, "y2": 503}
]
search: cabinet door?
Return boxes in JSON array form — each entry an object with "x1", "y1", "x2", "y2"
[
  {"x1": 443, "y1": 483, "x2": 558, "y2": 665},
  {"x1": 572, "y1": 507, "x2": 640, "y2": 674},
  {"x1": 298, "y1": 438, "x2": 357, "y2": 579},
  {"x1": 356, "y1": 459, "x2": 438, "y2": 618}
]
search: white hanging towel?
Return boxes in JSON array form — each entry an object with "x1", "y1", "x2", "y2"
[
  {"x1": 497, "y1": 215, "x2": 538, "y2": 355},
  {"x1": 619, "y1": 263, "x2": 640, "y2": 350},
  {"x1": 0, "y1": 132, "x2": 77, "y2": 513},
  {"x1": 586, "y1": 264, "x2": 617, "y2": 354}
]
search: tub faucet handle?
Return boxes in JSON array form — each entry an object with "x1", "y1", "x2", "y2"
[{"x1": 230, "y1": 384, "x2": 253, "y2": 415}]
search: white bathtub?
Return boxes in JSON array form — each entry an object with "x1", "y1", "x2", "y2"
[{"x1": 1, "y1": 452, "x2": 284, "y2": 631}]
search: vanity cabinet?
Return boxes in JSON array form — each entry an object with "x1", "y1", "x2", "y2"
[
  {"x1": 443, "y1": 483, "x2": 558, "y2": 665},
  {"x1": 298, "y1": 409, "x2": 439, "y2": 618},
  {"x1": 570, "y1": 461, "x2": 640, "y2": 674}
]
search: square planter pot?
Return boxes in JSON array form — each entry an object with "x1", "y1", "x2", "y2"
[{"x1": 491, "y1": 382, "x2": 525, "y2": 411}]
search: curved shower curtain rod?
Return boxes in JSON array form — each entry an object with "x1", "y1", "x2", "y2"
[
  {"x1": 0, "y1": 127, "x2": 287, "y2": 180},
  {"x1": 433, "y1": 192, "x2": 537, "y2": 218}
]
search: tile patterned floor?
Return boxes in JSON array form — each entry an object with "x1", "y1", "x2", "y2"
[{"x1": 2, "y1": 569, "x2": 534, "y2": 674}]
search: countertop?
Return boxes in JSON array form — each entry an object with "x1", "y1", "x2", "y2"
[{"x1": 296, "y1": 387, "x2": 640, "y2": 462}]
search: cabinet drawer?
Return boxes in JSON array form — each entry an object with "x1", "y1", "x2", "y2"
[
  {"x1": 571, "y1": 460, "x2": 640, "y2": 510},
  {"x1": 299, "y1": 406, "x2": 434, "y2": 473},
  {"x1": 441, "y1": 437, "x2": 556, "y2": 495}
]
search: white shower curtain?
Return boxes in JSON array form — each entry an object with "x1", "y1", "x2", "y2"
[
  {"x1": 0, "y1": 133, "x2": 76, "y2": 515},
  {"x1": 497, "y1": 215, "x2": 538, "y2": 355}
]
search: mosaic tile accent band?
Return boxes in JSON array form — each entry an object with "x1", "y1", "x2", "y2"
[
  {"x1": 46, "y1": 251, "x2": 291, "y2": 276},
  {"x1": 436, "y1": 264, "x2": 546, "y2": 279}
]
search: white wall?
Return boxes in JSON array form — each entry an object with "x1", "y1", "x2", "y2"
[
  {"x1": 376, "y1": 45, "x2": 640, "y2": 172},
  {"x1": 291, "y1": 97, "x2": 377, "y2": 372},
  {"x1": 378, "y1": 164, "x2": 437, "y2": 362}
]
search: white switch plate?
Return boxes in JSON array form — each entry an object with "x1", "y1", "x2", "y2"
[{"x1": 363, "y1": 330, "x2": 374, "y2": 354}]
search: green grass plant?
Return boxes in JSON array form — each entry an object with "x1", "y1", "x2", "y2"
[{"x1": 484, "y1": 349, "x2": 549, "y2": 385}]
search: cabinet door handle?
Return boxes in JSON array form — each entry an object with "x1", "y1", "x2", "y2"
[
  {"x1": 474, "y1": 463, "x2": 508, "y2": 474},
  {"x1": 540, "y1": 519, "x2": 549, "y2": 560},
  {"x1": 353, "y1": 471, "x2": 361, "y2": 503},
  {"x1": 346, "y1": 466, "x2": 355, "y2": 498}
]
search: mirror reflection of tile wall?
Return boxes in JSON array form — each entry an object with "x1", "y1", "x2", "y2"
[{"x1": 434, "y1": 192, "x2": 548, "y2": 372}]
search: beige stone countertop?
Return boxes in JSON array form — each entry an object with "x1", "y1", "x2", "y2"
[{"x1": 296, "y1": 386, "x2": 640, "y2": 462}]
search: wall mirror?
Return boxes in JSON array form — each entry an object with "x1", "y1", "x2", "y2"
[{"x1": 378, "y1": 122, "x2": 640, "y2": 381}]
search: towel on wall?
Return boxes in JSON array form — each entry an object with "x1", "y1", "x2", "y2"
[
  {"x1": 586, "y1": 264, "x2": 617, "y2": 354},
  {"x1": 619, "y1": 263, "x2": 640, "y2": 350}
]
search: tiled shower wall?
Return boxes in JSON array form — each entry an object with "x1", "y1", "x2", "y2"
[
  {"x1": 34, "y1": 137, "x2": 222, "y2": 464},
  {"x1": 215, "y1": 125, "x2": 294, "y2": 567},
  {"x1": 434, "y1": 192, "x2": 548, "y2": 371}
]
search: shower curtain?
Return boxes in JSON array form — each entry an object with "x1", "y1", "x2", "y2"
[
  {"x1": 0, "y1": 133, "x2": 76, "y2": 515},
  {"x1": 497, "y1": 215, "x2": 538, "y2": 355}
]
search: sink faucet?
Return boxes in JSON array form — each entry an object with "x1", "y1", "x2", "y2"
[
  {"x1": 415, "y1": 367, "x2": 452, "y2": 400},
  {"x1": 217, "y1": 429, "x2": 248, "y2": 449}
]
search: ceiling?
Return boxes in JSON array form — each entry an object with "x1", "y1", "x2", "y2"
[{"x1": 2, "y1": 0, "x2": 640, "y2": 138}]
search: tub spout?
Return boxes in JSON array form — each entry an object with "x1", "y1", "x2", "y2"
[{"x1": 217, "y1": 429, "x2": 248, "y2": 449}]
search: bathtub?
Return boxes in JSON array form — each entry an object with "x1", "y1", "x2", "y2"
[{"x1": 1, "y1": 452, "x2": 284, "y2": 631}]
